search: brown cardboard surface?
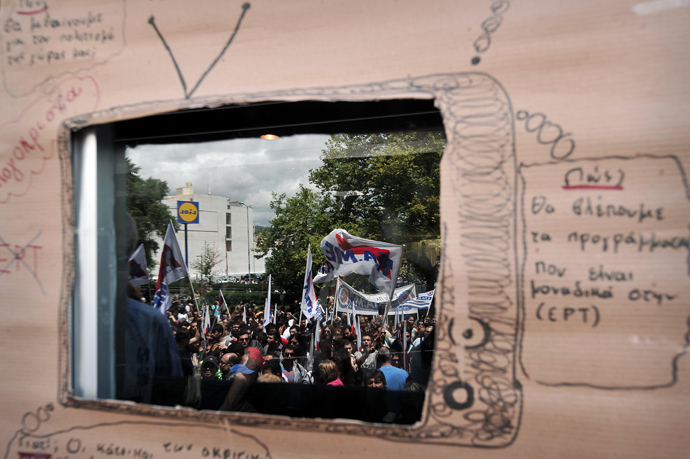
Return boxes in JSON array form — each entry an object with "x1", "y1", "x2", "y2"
[{"x1": 1, "y1": 0, "x2": 689, "y2": 457}]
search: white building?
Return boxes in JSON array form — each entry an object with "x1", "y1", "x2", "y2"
[{"x1": 157, "y1": 182, "x2": 265, "y2": 280}]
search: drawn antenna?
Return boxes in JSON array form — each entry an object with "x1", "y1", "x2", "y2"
[{"x1": 148, "y1": 3, "x2": 251, "y2": 99}]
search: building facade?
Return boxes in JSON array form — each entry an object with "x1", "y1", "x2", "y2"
[{"x1": 158, "y1": 182, "x2": 265, "y2": 280}]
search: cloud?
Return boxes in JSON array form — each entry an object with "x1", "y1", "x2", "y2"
[{"x1": 126, "y1": 134, "x2": 329, "y2": 226}]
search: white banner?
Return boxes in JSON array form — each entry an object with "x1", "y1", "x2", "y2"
[
  {"x1": 335, "y1": 278, "x2": 416, "y2": 316},
  {"x1": 390, "y1": 289, "x2": 434, "y2": 314}
]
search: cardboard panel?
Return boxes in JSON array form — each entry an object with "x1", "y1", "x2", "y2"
[{"x1": 1, "y1": 0, "x2": 688, "y2": 457}]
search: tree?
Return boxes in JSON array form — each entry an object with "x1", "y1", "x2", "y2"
[
  {"x1": 309, "y1": 132, "x2": 444, "y2": 243},
  {"x1": 258, "y1": 131, "x2": 444, "y2": 294},
  {"x1": 126, "y1": 157, "x2": 179, "y2": 268},
  {"x1": 192, "y1": 242, "x2": 223, "y2": 285},
  {"x1": 309, "y1": 131, "x2": 444, "y2": 287},
  {"x1": 254, "y1": 185, "x2": 357, "y2": 294}
]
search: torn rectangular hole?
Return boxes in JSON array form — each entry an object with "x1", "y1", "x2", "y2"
[{"x1": 70, "y1": 98, "x2": 443, "y2": 425}]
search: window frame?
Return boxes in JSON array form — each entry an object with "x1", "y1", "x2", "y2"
[{"x1": 59, "y1": 73, "x2": 522, "y2": 448}]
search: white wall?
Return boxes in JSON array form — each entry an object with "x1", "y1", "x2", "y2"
[{"x1": 156, "y1": 185, "x2": 266, "y2": 279}]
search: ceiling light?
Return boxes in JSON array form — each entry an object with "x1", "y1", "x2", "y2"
[{"x1": 260, "y1": 134, "x2": 279, "y2": 140}]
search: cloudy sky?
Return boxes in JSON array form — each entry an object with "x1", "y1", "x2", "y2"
[{"x1": 126, "y1": 134, "x2": 331, "y2": 226}]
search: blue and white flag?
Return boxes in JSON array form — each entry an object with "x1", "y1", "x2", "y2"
[
  {"x1": 153, "y1": 222, "x2": 189, "y2": 314},
  {"x1": 395, "y1": 289, "x2": 435, "y2": 311},
  {"x1": 301, "y1": 245, "x2": 323, "y2": 320}
]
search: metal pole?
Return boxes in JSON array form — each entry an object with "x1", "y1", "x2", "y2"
[
  {"x1": 239, "y1": 202, "x2": 252, "y2": 284},
  {"x1": 252, "y1": 215, "x2": 255, "y2": 278},
  {"x1": 246, "y1": 205, "x2": 250, "y2": 282},
  {"x1": 184, "y1": 223, "x2": 188, "y2": 270}
]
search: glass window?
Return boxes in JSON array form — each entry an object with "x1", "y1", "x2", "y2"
[{"x1": 71, "y1": 99, "x2": 443, "y2": 424}]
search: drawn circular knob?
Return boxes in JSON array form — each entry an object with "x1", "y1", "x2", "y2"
[
  {"x1": 443, "y1": 381, "x2": 475, "y2": 411},
  {"x1": 449, "y1": 316, "x2": 491, "y2": 349}
]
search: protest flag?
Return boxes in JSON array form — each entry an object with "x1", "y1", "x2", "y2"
[
  {"x1": 128, "y1": 243, "x2": 149, "y2": 287},
  {"x1": 301, "y1": 245, "x2": 322, "y2": 320},
  {"x1": 397, "y1": 290, "x2": 435, "y2": 311},
  {"x1": 315, "y1": 229, "x2": 402, "y2": 295},
  {"x1": 218, "y1": 290, "x2": 230, "y2": 316},
  {"x1": 313, "y1": 260, "x2": 335, "y2": 285},
  {"x1": 202, "y1": 304, "x2": 211, "y2": 339},
  {"x1": 315, "y1": 229, "x2": 402, "y2": 322},
  {"x1": 315, "y1": 320, "x2": 321, "y2": 351},
  {"x1": 152, "y1": 221, "x2": 189, "y2": 315},
  {"x1": 355, "y1": 315, "x2": 362, "y2": 352},
  {"x1": 263, "y1": 297, "x2": 272, "y2": 331},
  {"x1": 263, "y1": 275, "x2": 273, "y2": 331}
]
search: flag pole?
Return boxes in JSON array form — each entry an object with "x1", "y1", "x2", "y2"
[
  {"x1": 173, "y1": 217, "x2": 199, "y2": 314},
  {"x1": 153, "y1": 220, "x2": 193, "y2": 315},
  {"x1": 219, "y1": 289, "x2": 231, "y2": 317},
  {"x1": 188, "y1": 277, "x2": 200, "y2": 313},
  {"x1": 403, "y1": 320, "x2": 408, "y2": 371},
  {"x1": 381, "y1": 260, "x2": 400, "y2": 330},
  {"x1": 356, "y1": 315, "x2": 362, "y2": 352},
  {"x1": 309, "y1": 322, "x2": 315, "y2": 370}
]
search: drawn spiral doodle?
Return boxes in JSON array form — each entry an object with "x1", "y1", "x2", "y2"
[
  {"x1": 21, "y1": 403, "x2": 54, "y2": 434},
  {"x1": 516, "y1": 110, "x2": 575, "y2": 160},
  {"x1": 471, "y1": 0, "x2": 510, "y2": 65}
]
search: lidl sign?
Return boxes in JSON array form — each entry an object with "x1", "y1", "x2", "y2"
[{"x1": 177, "y1": 201, "x2": 199, "y2": 224}]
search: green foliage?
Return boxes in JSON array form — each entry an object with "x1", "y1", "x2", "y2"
[
  {"x1": 222, "y1": 291, "x2": 272, "y2": 307},
  {"x1": 254, "y1": 185, "x2": 357, "y2": 295},
  {"x1": 258, "y1": 131, "x2": 444, "y2": 294},
  {"x1": 310, "y1": 132, "x2": 443, "y2": 244},
  {"x1": 126, "y1": 157, "x2": 179, "y2": 268}
]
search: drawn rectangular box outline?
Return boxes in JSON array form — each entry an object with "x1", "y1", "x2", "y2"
[
  {"x1": 516, "y1": 155, "x2": 690, "y2": 391},
  {"x1": 56, "y1": 72, "x2": 523, "y2": 448}
]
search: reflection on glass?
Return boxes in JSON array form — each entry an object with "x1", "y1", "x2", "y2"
[{"x1": 121, "y1": 129, "x2": 444, "y2": 423}]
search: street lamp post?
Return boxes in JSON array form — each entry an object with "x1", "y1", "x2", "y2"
[{"x1": 239, "y1": 202, "x2": 252, "y2": 283}]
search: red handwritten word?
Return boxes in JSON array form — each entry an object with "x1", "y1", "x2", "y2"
[
  {"x1": 0, "y1": 75, "x2": 100, "y2": 204},
  {"x1": 16, "y1": 6, "x2": 49, "y2": 15},
  {"x1": 0, "y1": 243, "x2": 41, "y2": 275},
  {"x1": 562, "y1": 185, "x2": 624, "y2": 191}
]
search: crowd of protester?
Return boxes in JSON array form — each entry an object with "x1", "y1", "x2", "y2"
[{"x1": 126, "y1": 290, "x2": 435, "y2": 424}]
